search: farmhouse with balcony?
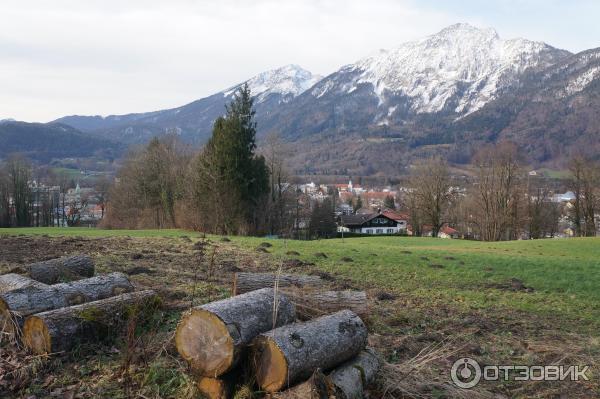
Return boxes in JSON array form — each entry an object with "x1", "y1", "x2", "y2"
[{"x1": 338, "y1": 211, "x2": 403, "y2": 234}]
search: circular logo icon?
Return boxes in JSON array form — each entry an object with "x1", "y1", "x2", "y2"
[{"x1": 451, "y1": 358, "x2": 482, "y2": 389}]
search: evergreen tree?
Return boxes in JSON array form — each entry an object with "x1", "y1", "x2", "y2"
[
  {"x1": 383, "y1": 195, "x2": 396, "y2": 210},
  {"x1": 309, "y1": 198, "x2": 337, "y2": 239},
  {"x1": 194, "y1": 84, "x2": 269, "y2": 234},
  {"x1": 353, "y1": 196, "x2": 363, "y2": 212}
]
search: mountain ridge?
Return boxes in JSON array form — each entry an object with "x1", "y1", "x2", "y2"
[{"x1": 48, "y1": 24, "x2": 599, "y2": 174}]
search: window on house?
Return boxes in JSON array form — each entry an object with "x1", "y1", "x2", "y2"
[
  {"x1": 376, "y1": 229, "x2": 383, "y2": 234},
  {"x1": 387, "y1": 228, "x2": 394, "y2": 234},
  {"x1": 366, "y1": 229, "x2": 373, "y2": 234}
]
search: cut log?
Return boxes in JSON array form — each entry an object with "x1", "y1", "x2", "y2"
[
  {"x1": 232, "y1": 272, "x2": 324, "y2": 296},
  {"x1": 269, "y1": 369, "x2": 334, "y2": 399},
  {"x1": 23, "y1": 289, "x2": 158, "y2": 354},
  {"x1": 328, "y1": 348, "x2": 381, "y2": 399},
  {"x1": 254, "y1": 310, "x2": 368, "y2": 393},
  {"x1": 196, "y1": 369, "x2": 244, "y2": 399},
  {"x1": 0, "y1": 274, "x2": 48, "y2": 294},
  {"x1": 282, "y1": 289, "x2": 368, "y2": 320},
  {"x1": 197, "y1": 377, "x2": 230, "y2": 399},
  {"x1": 27, "y1": 254, "x2": 95, "y2": 284},
  {"x1": 175, "y1": 287, "x2": 295, "y2": 377},
  {"x1": 0, "y1": 272, "x2": 134, "y2": 337}
]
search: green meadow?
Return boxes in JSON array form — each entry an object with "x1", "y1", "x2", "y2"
[{"x1": 2, "y1": 228, "x2": 599, "y2": 331}]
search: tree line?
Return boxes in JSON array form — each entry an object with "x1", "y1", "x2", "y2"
[
  {"x1": 406, "y1": 142, "x2": 599, "y2": 240},
  {"x1": 0, "y1": 156, "x2": 105, "y2": 228}
]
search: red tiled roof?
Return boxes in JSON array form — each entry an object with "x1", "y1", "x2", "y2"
[{"x1": 381, "y1": 211, "x2": 409, "y2": 221}]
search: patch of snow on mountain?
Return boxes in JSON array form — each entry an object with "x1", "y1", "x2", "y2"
[
  {"x1": 564, "y1": 66, "x2": 600, "y2": 96},
  {"x1": 345, "y1": 23, "x2": 568, "y2": 115},
  {"x1": 312, "y1": 79, "x2": 335, "y2": 99},
  {"x1": 224, "y1": 65, "x2": 322, "y2": 103}
]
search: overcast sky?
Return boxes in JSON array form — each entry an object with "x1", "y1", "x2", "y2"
[{"x1": 2, "y1": 0, "x2": 599, "y2": 122}]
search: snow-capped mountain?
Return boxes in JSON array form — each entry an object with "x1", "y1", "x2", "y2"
[
  {"x1": 56, "y1": 65, "x2": 321, "y2": 143},
  {"x1": 51, "y1": 23, "x2": 600, "y2": 174},
  {"x1": 307, "y1": 23, "x2": 570, "y2": 121},
  {"x1": 225, "y1": 64, "x2": 322, "y2": 103}
]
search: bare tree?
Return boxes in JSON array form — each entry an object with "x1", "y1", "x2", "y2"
[
  {"x1": 569, "y1": 155, "x2": 599, "y2": 237},
  {"x1": 6, "y1": 156, "x2": 32, "y2": 227},
  {"x1": 408, "y1": 157, "x2": 454, "y2": 237},
  {"x1": 105, "y1": 136, "x2": 189, "y2": 229},
  {"x1": 471, "y1": 142, "x2": 523, "y2": 241}
]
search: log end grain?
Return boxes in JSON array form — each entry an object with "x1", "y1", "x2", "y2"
[
  {"x1": 269, "y1": 369, "x2": 334, "y2": 399},
  {"x1": 23, "y1": 315, "x2": 51, "y2": 355},
  {"x1": 175, "y1": 308, "x2": 235, "y2": 377},
  {"x1": 197, "y1": 377, "x2": 228, "y2": 399},
  {"x1": 254, "y1": 336, "x2": 290, "y2": 393}
]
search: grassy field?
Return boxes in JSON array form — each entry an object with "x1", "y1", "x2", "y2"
[
  {"x1": 2, "y1": 227, "x2": 599, "y2": 329},
  {"x1": 1, "y1": 228, "x2": 598, "y2": 397}
]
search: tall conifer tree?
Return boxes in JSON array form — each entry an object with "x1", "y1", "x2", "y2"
[{"x1": 194, "y1": 84, "x2": 269, "y2": 234}]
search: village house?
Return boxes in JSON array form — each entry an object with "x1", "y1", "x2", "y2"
[
  {"x1": 381, "y1": 210, "x2": 409, "y2": 233},
  {"x1": 338, "y1": 211, "x2": 403, "y2": 234}
]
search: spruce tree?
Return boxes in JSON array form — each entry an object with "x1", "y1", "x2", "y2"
[{"x1": 194, "y1": 84, "x2": 269, "y2": 234}]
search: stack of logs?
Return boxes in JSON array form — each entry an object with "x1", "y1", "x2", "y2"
[
  {"x1": 176, "y1": 272, "x2": 379, "y2": 398},
  {"x1": 0, "y1": 254, "x2": 157, "y2": 354}
]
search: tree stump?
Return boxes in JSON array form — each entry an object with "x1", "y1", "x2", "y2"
[
  {"x1": 175, "y1": 287, "x2": 295, "y2": 377},
  {"x1": 1, "y1": 272, "x2": 134, "y2": 337},
  {"x1": 27, "y1": 254, "x2": 95, "y2": 284},
  {"x1": 253, "y1": 310, "x2": 368, "y2": 393},
  {"x1": 0, "y1": 274, "x2": 48, "y2": 294},
  {"x1": 329, "y1": 348, "x2": 381, "y2": 399},
  {"x1": 23, "y1": 290, "x2": 158, "y2": 354},
  {"x1": 232, "y1": 272, "x2": 324, "y2": 295}
]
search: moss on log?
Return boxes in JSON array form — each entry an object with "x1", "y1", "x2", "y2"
[
  {"x1": 23, "y1": 289, "x2": 158, "y2": 354},
  {"x1": 254, "y1": 310, "x2": 368, "y2": 393},
  {"x1": 175, "y1": 287, "x2": 295, "y2": 377},
  {"x1": 329, "y1": 348, "x2": 381, "y2": 399},
  {"x1": 0, "y1": 272, "x2": 134, "y2": 337}
]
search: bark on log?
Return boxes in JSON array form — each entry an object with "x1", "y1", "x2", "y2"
[
  {"x1": 0, "y1": 272, "x2": 134, "y2": 337},
  {"x1": 328, "y1": 348, "x2": 381, "y2": 399},
  {"x1": 269, "y1": 370, "x2": 334, "y2": 399},
  {"x1": 0, "y1": 274, "x2": 48, "y2": 294},
  {"x1": 175, "y1": 287, "x2": 296, "y2": 377},
  {"x1": 282, "y1": 289, "x2": 368, "y2": 320},
  {"x1": 23, "y1": 290, "x2": 158, "y2": 354},
  {"x1": 232, "y1": 272, "x2": 324, "y2": 295},
  {"x1": 253, "y1": 310, "x2": 368, "y2": 393},
  {"x1": 27, "y1": 255, "x2": 95, "y2": 284}
]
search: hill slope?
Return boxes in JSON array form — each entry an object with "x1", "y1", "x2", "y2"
[{"x1": 0, "y1": 121, "x2": 121, "y2": 162}]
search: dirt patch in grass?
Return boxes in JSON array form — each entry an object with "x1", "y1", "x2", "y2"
[{"x1": 486, "y1": 278, "x2": 535, "y2": 293}]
